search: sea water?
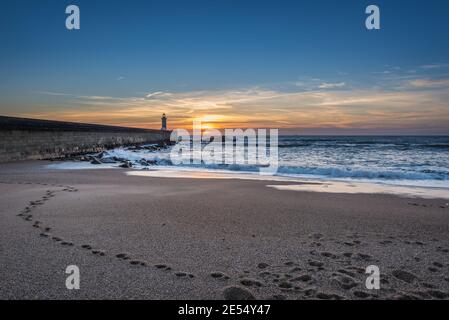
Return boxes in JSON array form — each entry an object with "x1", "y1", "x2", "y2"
[{"x1": 100, "y1": 136, "x2": 449, "y2": 189}]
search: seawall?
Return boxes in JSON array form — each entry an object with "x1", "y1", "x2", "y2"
[{"x1": 0, "y1": 116, "x2": 171, "y2": 162}]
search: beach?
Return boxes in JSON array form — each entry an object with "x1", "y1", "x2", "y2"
[{"x1": 1, "y1": 161, "x2": 448, "y2": 300}]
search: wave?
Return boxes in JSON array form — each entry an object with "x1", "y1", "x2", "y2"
[
  {"x1": 425, "y1": 143, "x2": 449, "y2": 149},
  {"x1": 98, "y1": 140, "x2": 449, "y2": 184},
  {"x1": 130, "y1": 158, "x2": 447, "y2": 181},
  {"x1": 275, "y1": 166, "x2": 445, "y2": 181}
]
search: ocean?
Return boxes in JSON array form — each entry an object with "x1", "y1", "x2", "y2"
[{"x1": 97, "y1": 136, "x2": 449, "y2": 189}]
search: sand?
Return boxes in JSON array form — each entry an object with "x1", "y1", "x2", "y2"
[{"x1": 0, "y1": 161, "x2": 448, "y2": 300}]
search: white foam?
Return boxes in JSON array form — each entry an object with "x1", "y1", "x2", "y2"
[
  {"x1": 127, "y1": 168, "x2": 449, "y2": 199},
  {"x1": 267, "y1": 182, "x2": 449, "y2": 200},
  {"x1": 46, "y1": 162, "x2": 117, "y2": 170}
]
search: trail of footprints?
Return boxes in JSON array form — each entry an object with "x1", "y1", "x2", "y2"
[
  {"x1": 6, "y1": 180, "x2": 449, "y2": 299},
  {"x1": 7, "y1": 181, "x2": 197, "y2": 280},
  {"x1": 206, "y1": 232, "x2": 449, "y2": 300}
]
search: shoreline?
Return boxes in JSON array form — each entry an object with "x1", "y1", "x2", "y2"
[
  {"x1": 46, "y1": 160, "x2": 449, "y2": 200},
  {"x1": 1, "y1": 161, "x2": 449, "y2": 299}
]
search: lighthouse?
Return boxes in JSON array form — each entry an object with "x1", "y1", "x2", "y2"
[{"x1": 161, "y1": 113, "x2": 167, "y2": 131}]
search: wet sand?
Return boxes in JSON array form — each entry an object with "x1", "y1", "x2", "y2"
[{"x1": 1, "y1": 161, "x2": 449, "y2": 300}]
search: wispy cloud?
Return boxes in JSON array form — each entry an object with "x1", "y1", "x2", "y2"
[
  {"x1": 419, "y1": 63, "x2": 449, "y2": 70},
  {"x1": 408, "y1": 78, "x2": 449, "y2": 88},
  {"x1": 34, "y1": 91, "x2": 73, "y2": 97},
  {"x1": 21, "y1": 84, "x2": 449, "y2": 132},
  {"x1": 318, "y1": 82, "x2": 346, "y2": 89},
  {"x1": 19, "y1": 63, "x2": 449, "y2": 133}
]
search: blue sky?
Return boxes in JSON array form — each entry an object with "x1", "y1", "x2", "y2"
[{"x1": 1, "y1": 0, "x2": 449, "y2": 134}]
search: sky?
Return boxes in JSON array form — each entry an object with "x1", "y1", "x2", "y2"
[{"x1": 1, "y1": 0, "x2": 449, "y2": 134}]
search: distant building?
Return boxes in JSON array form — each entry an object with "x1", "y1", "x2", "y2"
[{"x1": 161, "y1": 113, "x2": 167, "y2": 130}]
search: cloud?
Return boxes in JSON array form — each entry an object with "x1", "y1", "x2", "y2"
[
  {"x1": 21, "y1": 84, "x2": 449, "y2": 133},
  {"x1": 372, "y1": 70, "x2": 392, "y2": 75},
  {"x1": 34, "y1": 91, "x2": 73, "y2": 96},
  {"x1": 117, "y1": 76, "x2": 125, "y2": 81},
  {"x1": 318, "y1": 82, "x2": 346, "y2": 89},
  {"x1": 145, "y1": 91, "x2": 172, "y2": 99},
  {"x1": 419, "y1": 63, "x2": 449, "y2": 70},
  {"x1": 408, "y1": 78, "x2": 449, "y2": 88}
]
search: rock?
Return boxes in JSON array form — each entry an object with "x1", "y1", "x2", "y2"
[
  {"x1": 223, "y1": 286, "x2": 255, "y2": 300},
  {"x1": 139, "y1": 159, "x2": 149, "y2": 166},
  {"x1": 392, "y1": 270, "x2": 417, "y2": 283},
  {"x1": 100, "y1": 157, "x2": 117, "y2": 164},
  {"x1": 90, "y1": 157, "x2": 103, "y2": 165},
  {"x1": 119, "y1": 161, "x2": 132, "y2": 168}
]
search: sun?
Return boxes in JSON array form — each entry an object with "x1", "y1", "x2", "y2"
[{"x1": 191, "y1": 115, "x2": 225, "y2": 130}]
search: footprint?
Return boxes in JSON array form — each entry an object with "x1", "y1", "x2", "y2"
[
  {"x1": 308, "y1": 260, "x2": 324, "y2": 267},
  {"x1": 392, "y1": 270, "x2": 417, "y2": 283},
  {"x1": 211, "y1": 272, "x2": 230, "y2": 280},
  {"x1": 222, "y1": 286, "x2": 255, "y2": 300},
  {"x1": 290, "y1": 274, "x2": 313, "y2": 282},
  {"x1": 353, "y1": 290, "x2": 370, "y2": 298},
  {"x1": 130, "y1": 260, "x2": 146, "y2": 266},
  {"x1": 154, "y1": 264, "x2": 171, "y2": 271},
  {"x1": 337, "y1": 269, "x2": 356, "y2": 278},
  {"x1": 356, "y1": 253, "x2": 372, "y2": 261},
  {"x1": 309, "y1": 233, "x2": 323, "y2": 240},
  {"x1": 92, "y1": 249, "x2": 105, "y2": 256},
  {"x1": 316, "y1": 292, "x2": 342, "y2": 300},
  {"x1": 81, "y1": 244, "x2": 92, "y2": 250},
  {"x1": 240, "y1": 278, "x2": 263, "y2": 287},
  {"x1": 332, "y1": 275, "x2": 358, "y2": 290},
  {"x1": 116, "y1": 253, "x2": 130, "y2": 260},
  {"x1": 321, "y1": 252, "x2": 337, "y2": 259},
  {"x1": 278, "y1": 281, "x2": 292, "y2": 289}
]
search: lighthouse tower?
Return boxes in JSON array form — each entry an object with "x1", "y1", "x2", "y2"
[{"x1": 161, "y1": 113, "x2": 167, "y2": 131}]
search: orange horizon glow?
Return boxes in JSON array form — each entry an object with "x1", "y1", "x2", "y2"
[{"x1": 3, "y1": 85, "x2": 449, "y2": 134}]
